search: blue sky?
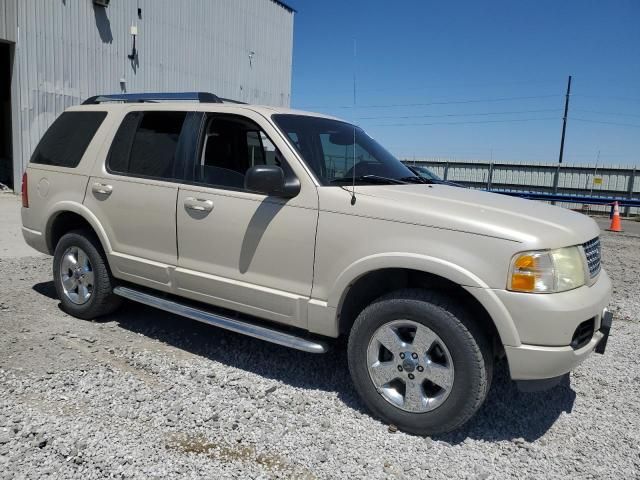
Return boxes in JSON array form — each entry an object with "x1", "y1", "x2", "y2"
[{"x1": 285, "y1": 0, "x2": 640, "y2": 165}]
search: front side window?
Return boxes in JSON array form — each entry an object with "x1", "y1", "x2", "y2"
[
  {"x1": 272, "y1": 114, "x2": 418, "y2": 185},
  {"x1": 107, "y1": 111, "x2": 187, "y2": 180},
  {"x1": 31, "y1": 111, "x2": 107, "y2": 168},
  {"x1": 194, "y1": 115, "x2": 286, "y2": 190}
]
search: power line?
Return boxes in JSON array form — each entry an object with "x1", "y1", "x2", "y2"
[
  {"x1": 572, "y1": 118, "x2": 640, "y2": 128},
  {"x1": 341, "y1": 78, "x2": 561, "y2": 95},
  {"x1": 564, "y1": 152, "x2": 633, "y2": 157},
  {"x1": 368, "y1": 117, "x2": 560, "y2": 127},
  {"x1": 573, "y1": 108, "x2": 640, "y2": 118},
  {"x1": 299, "y1": 94, "x2": 562, "y2": 110},
  {"x1": 358, "y1": 108, "x2": 561, "y2": 121},
  {"x1": 573, "y1": 94, "x2": 640, "y2": 102}
]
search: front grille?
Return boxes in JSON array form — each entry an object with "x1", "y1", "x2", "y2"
[
  {"x1": 571, "y1": 318, "x2": 595, "y2": 350},
  {"x1": 582, "y1": 237, "x2": 601, "y2": 278}
]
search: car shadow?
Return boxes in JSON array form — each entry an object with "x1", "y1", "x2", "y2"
[
  {"x1": 432, "y1": 363, "x2": 575, "y2": 444},
  {"x1": 33, "y1": 281, "x2": 58, "y2": 300},
  {"x1": 238, "y1": 200, "x2": 285, "y2": 274},
  {"x1": 32, "y1": 283, "x2": 575, "y2": 442}
]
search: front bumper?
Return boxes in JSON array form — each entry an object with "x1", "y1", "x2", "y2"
[
  {"x1": 498, "y1": 269, "x2": 613, "y2": 381},
  {"x1": 507, "y1": 309, "x2": 613, "y2": 381},
  {"x1": 495, "y1": 269, "x2": 612, "y2": 346}
]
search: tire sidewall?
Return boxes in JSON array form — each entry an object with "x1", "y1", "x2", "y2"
[{"x1": 348, "y1": 295, "x2": 487, "y2": 434}]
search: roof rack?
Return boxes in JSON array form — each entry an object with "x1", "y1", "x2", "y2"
[
  {"x1": 82, "y1": 92, "x2": 225, "y2": 105},
  {"x1": 218, "y1": 97, "x2": 248, "y2": 105}
]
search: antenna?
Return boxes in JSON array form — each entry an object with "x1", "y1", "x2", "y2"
[{"x1": 351, "y1": 38, "x2": 357, "y2": 205}]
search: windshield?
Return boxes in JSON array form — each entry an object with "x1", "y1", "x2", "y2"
[
  {"x1": 410, "y1": 165, "x2": 442, "y2": 181},
  {"x1": 272, "y1": 114, "x2": 419, "y2": 186}
]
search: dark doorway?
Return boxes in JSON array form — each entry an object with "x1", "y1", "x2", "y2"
[{"x1": 0, "y1": 42, "x2": 13, "y2": 189}]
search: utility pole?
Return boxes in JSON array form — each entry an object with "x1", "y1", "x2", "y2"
[
  {"x1": 558, "y1": 75, "x2": 572, "y2": 164},
  {"x1": 553, "y1": 75, "x2": 572, "y2": 202}
]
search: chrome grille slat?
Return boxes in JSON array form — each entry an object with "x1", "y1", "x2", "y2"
[{"x1": 582, "y1": 237, "x2": 601, "y2": 278}]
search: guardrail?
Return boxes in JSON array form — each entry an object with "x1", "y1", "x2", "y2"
[
  {"x1": 404, "y1": 159, "x2": 639, "y2": 216},
  {"x1": 488, "y1": 190, "x2": 640, "y2": 208}
]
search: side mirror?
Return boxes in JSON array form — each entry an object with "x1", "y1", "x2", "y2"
[{"x1": 244, "y1": 165, "x2": 300, "y2": 198}]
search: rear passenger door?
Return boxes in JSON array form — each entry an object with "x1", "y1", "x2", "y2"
[{"x1": 84, "y1": 110, "x2": 196, "y2": 291}]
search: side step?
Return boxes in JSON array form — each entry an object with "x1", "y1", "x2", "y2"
[{"x1": 113, "y1": 286, "x2": 328, "y2": 354}]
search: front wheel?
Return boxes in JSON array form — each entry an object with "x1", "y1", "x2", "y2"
[{"x1": 348, "y1": 289, "x2": 493, "y2": 435}]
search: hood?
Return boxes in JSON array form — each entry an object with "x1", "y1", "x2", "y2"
[{"x1": 340, "y1": 184, "x2": 600, "y2": 248}]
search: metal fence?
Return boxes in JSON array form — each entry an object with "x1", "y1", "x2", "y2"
[{"x1": 404, "y1": 158, "x2": 639, "y2": 216}]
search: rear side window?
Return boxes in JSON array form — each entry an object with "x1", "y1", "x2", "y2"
[
  {"x1": 107, "y1": 111, "x2": 188, "y2": 180},
  {"x1": 107, "y1": 113, "x2": 139, "y2": 173},
  {"x1": 30, "y1": 111, "x2": 107, "y2": 168}
]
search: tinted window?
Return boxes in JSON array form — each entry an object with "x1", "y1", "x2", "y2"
[
  {"x1": 107, "y1": 111, "x2": 187, "y2": 180},
  {"x1": 195, "y1": 115, "x2": 285, "y2": 190},
  {"x1": 107, "y1": 112, "x2": 140, "y2": 174},
  {"x1": 272, "y1": 114, "x2": 417, "y2": 185},
  {"x1": 31, "y1": 111, "x2": 107, "y2": 168}
]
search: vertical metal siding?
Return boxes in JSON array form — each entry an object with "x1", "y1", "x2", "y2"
[
  {"x1": 0, "y1": 0, "x2": 17, "y2": 42},
  {"x1": 8, "y1": 0, "x2": 293, "y2": 188}
]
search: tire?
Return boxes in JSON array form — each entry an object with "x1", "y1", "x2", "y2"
[
  {"x1": 53, "y1": 229, "x2": 121, "y2": 319},
  {"x1": 347, "y1": 288, "x2": 493, "y2": 436}
]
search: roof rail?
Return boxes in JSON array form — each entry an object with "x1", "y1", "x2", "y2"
[
  {"x1": 218, "y1": 97, "x2": 248, "y2": 105},
  {"x1": 82, "y1": 92, "x2": 224, "y2": 105}
]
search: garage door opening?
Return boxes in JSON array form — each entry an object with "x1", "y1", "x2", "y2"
[{"x1": 0, "y1": 42, "x2": 13, "y2": 190}]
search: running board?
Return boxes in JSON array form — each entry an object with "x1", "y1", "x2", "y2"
[{"x1": 113, "y1": 286, "x2": 328, "y2": 354}]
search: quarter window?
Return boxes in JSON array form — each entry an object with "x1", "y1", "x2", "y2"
[{"x1": 31, "y1": 111, "x2": 107, "y2": 168}]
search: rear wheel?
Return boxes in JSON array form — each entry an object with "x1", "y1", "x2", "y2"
[
  {"x1": 53, "y1": 230, "x2": 121, "y2": 319},
  {"x1": 348, "y1": 289, "x2": 492, "y2": 435}
]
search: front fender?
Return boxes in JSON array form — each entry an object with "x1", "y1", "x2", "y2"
[
  {"x1": 316, "y1": 253, "x2": 520, "y2": 346},
  {"x1": 328, "y1": 252, "x2": 490, "y2": 310}
]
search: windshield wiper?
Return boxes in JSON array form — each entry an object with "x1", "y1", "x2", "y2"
[
  {"x1": 330, "y1": 175, "x2": 407, "y2": 185},
  {"x1": 400, "y1": 176, "x2": 433, "y2": 184}
]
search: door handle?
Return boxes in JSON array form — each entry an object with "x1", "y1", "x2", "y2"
[
  {"x1": 92, "y1": 182, "x2": 113, "y2": 195},
  {"x1": 184, "y1": 197, "x2": 214, "y2": 213}
]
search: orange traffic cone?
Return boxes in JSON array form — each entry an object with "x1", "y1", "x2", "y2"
[{"x1": 607, "y1": 201, "x2": 623, "y2": 232}]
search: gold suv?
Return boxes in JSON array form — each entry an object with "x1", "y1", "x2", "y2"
[{"x1": 21, "y1": 92, "x2": 613, "y2": 435}]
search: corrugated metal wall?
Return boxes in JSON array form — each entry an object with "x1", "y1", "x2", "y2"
[
  {"x1": 0, "y1": 0, "x2": 17, "y2": 42},
  {"x1": 3, "y1": 0, "x2": 294, "y2": 188}
]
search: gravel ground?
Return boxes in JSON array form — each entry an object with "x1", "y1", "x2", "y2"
[{"x1": 0, "y1": 230, "x2": 639, "y2": 479}]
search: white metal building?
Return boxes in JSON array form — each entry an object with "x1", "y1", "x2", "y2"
[{"x1": 0, "y1": 0, "x2": 295, "y2": 190}]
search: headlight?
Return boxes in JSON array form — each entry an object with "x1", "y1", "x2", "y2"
[{"x1": 508, "y1": 246, "x2": 586, "y2": 293}]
